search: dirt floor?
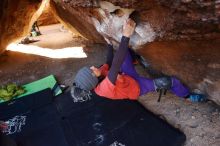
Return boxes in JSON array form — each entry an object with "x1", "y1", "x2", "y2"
[{"x1": 0, "y1": 24, "x2": 220, "y2": 146}]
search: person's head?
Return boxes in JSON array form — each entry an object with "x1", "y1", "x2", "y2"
[{"x1": 73, "y1": 66, "x2": 101, "y2": 91}]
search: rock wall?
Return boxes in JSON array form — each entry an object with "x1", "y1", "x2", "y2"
[
  {"x1": 50, "y1": 0, "x2": 104, "y2": 42},
  {"x1": 0, "y1": 0, "x2": 219, "y2": 104},
  {"x1": 56, "y1": 0, "x2": 219, "y2": 47},
  {"x1": 37, "y1": 3, "x2": 59, "y2": 26},
  {"x1": 0, "y1": 0, "x2": 219, "y2": 51},
  {"x1": 0, "y1": 0, "x2": 41, "y2": 54}
]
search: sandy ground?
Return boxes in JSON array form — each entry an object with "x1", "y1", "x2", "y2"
[{"x1": 0, "y1": 24, "x2": 220, "y2": 146}]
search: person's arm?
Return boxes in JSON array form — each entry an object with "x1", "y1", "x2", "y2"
[
  {"x1": 108, "y1": 19, "x2": 136, "y2": 84},
  {"x1": 106, "y1": 44, "x2": 114, "y2": 67},
  {"x1": 108, "y1": 37, "x2": 129, "y2": 84}
]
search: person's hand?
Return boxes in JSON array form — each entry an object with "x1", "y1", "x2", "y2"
[
  {"x1": 104, "y1": 37, "x2": 112, "y2": 45},
  {"x1": 90, "y1": 66, "x2": 101, "y2": 77},
  {"x1": 123, "y1": 19, "x2": 136, "y2": 38}
]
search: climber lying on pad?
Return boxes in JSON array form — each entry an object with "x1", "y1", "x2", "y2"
[{"x1": 71, "y1": 18, "x2": 205, "y2": 102}]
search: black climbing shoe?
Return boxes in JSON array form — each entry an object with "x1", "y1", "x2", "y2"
[{"x1": 153, "y1": 76, "x2": 172, "y2": 102}]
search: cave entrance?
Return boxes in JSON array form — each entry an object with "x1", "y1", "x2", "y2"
[
  {"x1": 6, "y1": 23, "x2": 88, "y2": 59},
  {"x1": 6, "y1": 0, "x2": 87, "y2": 59}
]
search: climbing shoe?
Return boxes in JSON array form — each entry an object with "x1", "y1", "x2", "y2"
[
  {"x1": 188, "y1": 93, "x2": 206, "y2": 102},
  {"x1": 153, "y1": 76, "x2": 172, "y2": 102}
]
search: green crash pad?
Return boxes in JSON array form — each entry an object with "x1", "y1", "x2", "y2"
[
  {"x1": 0, "y1": 75, "x2": 62, "y2": 103},
  {"x1": 19, "y1": 75, "x2": 62, "y2": 97}
]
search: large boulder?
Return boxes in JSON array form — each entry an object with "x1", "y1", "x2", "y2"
[
  {"x1": 55, "y1": 0, "x2": 219, "y2": 48},
  {"x1": 50, "y1": 0, "x2": 104, "y2": 42}
]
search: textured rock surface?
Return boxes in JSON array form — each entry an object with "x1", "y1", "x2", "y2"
[
  {"x1": 57, "y1": 0, "x2": 219, "y2": 46},
  {"x1": 1, "y1": 0, "x2": 218, "y2": 51},
  {"x1": 38, "y1": 3, "x2": 59, "y2": 26},
  {"x1": 51, "y1": 0, "x2": 104, "y2": 42},
  {"x1": 0, "y1": 0, "x2": 41, "y2": 54},
  {"x1": 0, "y1": 0, "x2": 219, "y2": 103}
]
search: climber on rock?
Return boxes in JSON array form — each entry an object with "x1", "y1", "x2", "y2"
[{"x1": 71, "y1": 18, "x2": 205, "y2": 103}]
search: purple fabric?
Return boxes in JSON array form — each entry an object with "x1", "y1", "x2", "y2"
[
  {"x1": 120, "y1": 51, "x2": 190, "y2": 97},
  {"x1": 120, "y1": 51, "x2": 155, "y2": 96},
  {"x1": 105, "y1": 35, "x2": 190, "y2": 97},
  {"x1": 171, "y1": 77, "x2": 190, "y2": 97}
]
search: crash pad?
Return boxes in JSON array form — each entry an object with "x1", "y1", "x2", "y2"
[
  {"x1": 19, "y1": 75, "x2": 62, "y2": 98},
  {"x1": 0, "y1": 75, "x2": 62, "y2": 103},
  {"x1": 0, "y1": 89, "x2": 186, "y2": 146},
  {"x1": 0, "y1": 89, "x2": 69, "y2": 146}
]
